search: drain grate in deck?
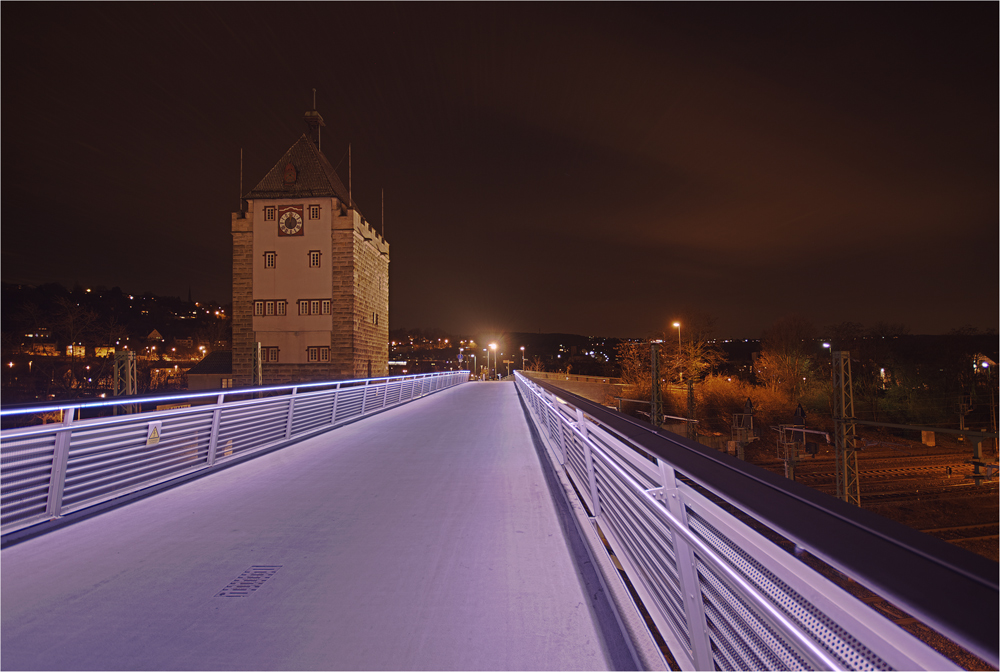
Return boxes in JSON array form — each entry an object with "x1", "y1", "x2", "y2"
[{"x1": 215, "y1": 565, "x2": 282, "y2": 597}]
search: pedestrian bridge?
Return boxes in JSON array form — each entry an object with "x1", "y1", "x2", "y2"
[{"x1": 1, "y1": 372, "x2": 996, "y2": 670}]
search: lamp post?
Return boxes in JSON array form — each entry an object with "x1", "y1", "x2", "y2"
[
  {"x1": 489, "y1": 343, "x2": 497, "y2": 380},
  {"x1": 673, "y1": 322, "x2": 682, "y2": 382},
  {"x1": 520, "y1": 346, "x2": 525, "y2": 371}
]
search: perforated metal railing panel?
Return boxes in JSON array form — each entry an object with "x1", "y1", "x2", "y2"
[{"x1": 688, "y1": 509, "x2": 891, "y2": 671}]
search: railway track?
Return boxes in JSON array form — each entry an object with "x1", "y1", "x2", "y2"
[
  {"x1": 919, "y1": 523, "x2": 1000, "y2": 542},
  {"x1": 853, "y1": 481, "x2": 998, "y2": 504},
  {"x1": 794, "y1": 463, "x2": 972, "y2": 483},
  {"x1": 759, "y1": 455, "x2": 998, "y2": 504}
]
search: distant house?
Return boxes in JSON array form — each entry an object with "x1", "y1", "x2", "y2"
[
  {"x1": 147, "y1": 329, "x2": 163, "y2": 341},
  {"x1": 186, "y1": 351, "x2": 233, "y2": 390}
]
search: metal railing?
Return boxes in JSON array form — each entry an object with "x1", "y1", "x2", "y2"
[
  {"x1": 515, "y1": 372, "x2": 998, "y2": 671},
  {"x1": 1, "y1": 371, "x2": 468, "y2": 536}
]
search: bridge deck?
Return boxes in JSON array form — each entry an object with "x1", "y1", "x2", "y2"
[{"x1": 1, "y1": 382, "x2": 632, "y2": 671}]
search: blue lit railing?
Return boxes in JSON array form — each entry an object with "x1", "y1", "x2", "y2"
[
  {"x1": 515, "y1": 372, "x2": 998, "y2": 671},
  {"x1": 1, "y1": 371, "x2": 469, "y2": 537}
]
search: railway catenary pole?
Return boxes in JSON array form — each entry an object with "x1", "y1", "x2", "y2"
[
  {"x1": 650, "y1": 341, "x2": 662, "y2": 428},
  {"x1": 832, "y1": 350, "x2": 861, "y2": 506}
]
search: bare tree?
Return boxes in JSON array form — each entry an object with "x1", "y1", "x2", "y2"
[
  {"x1": 756, "y1": 314, "x2": 816, "y2": 400},
  {"x1": 52, "y1": 297, "x2": 98, "y2": 391}
]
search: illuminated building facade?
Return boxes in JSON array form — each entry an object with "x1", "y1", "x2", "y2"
[{"x1": 231, "y1": 108, "x2": 389, "y2": 386}]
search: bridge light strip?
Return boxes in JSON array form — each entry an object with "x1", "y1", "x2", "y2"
[{"x1": 0, "y1": 371, "x2": 465, "y2": 418}]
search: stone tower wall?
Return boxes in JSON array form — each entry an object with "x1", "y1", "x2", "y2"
[
  {"x1": 330, "y1": 209, "x2": 358, "y2": 379},
  {"x1": 231, "y1": 211, "x2": 254, "y2": 387},
  {"x1": 352, "y1": 219, "x2": 390, "y2": 378}
]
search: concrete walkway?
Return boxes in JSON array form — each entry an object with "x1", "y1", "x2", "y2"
[{"x1": 1, "y1": 382, "x2": 632, "y2": 670}]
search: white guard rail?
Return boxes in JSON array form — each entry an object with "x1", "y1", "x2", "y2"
[
  {"x1": 515, "y1": 372, "x2": 997, "y2": 671},
  {"x1": 1, "y1": 371, "x2": 468, "y2": 536}
]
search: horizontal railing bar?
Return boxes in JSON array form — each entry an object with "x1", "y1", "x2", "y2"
[
  {"x1": 0, "y1": 375, "x2": 455, "y2": 438},
  {"x1": 0, "y1": 372, "x2": 461, "y2": 418}
]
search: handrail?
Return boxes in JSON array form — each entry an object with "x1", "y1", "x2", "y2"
[
  {"x1": 0, "y1": 372, "x2": 458, "y2": 420},
  {"x1": 515, "y1": 371, "x2": 997, "y2": 670},
  {"x1": 1, "y1": 371, "x2": 469, "y2": 539}
]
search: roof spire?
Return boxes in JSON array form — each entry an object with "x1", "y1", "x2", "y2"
[{"x1": 304, "y1": 88, "x2": 325, "y2": 151}]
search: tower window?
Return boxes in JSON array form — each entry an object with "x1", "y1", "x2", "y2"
[
  {"x1": 264, "y1": 251, "x2": 276, "y2": 269},
  {"x1": 253, "y1": 301, "x2": 264, "y2": 316},
  {"x1": 264, "y1": 206, "x2": 276, "y2": 221},
  {"x1": 262, "y1": 347, "x2": 279, "y2": 362},
  {"x1": 299, "y1": 299, "x2": 332, "y2": 315},
  {"x1": 265, "y1": 300, "x2": 275, "y2": 316},
  {"x1": 307, "y1": 346, "x2": 330, "y2": 363},
  {"x1": 309, "y1": 205, "x2": 321, "y2": 219},
  {"x1": 308, "y1": 250, "x2": 321, "y2": 268},
  {"x1": 276, "y1": 300, "x2": 286, "y2": 316}
]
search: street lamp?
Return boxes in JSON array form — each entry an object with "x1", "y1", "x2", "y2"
[
  {"x1": 520, "y1": 346, "x2": 525, "y2": 371},
  {"x1": 673, "y1": 322, "x2": 682, "y2": 382},
  {"x1": 489, "y1": 343, "x2": 497, "y2": 380}
]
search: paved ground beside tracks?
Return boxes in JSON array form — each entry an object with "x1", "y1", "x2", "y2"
[{"x1": 1, "y1": 381, "x2": 631, "y2": 671}]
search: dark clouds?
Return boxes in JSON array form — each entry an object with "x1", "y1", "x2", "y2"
[{"x1": 3, "y1": 4, "x2": 996, "y2": 337}]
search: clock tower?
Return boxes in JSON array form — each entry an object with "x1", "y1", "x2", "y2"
[{"x1": 231, "y1": 107, "x2": 389, "y2": 386}]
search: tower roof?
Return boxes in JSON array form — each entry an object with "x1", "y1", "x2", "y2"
[{"x1": 245, "y1": 134, "x2": 352, "y2": 204}]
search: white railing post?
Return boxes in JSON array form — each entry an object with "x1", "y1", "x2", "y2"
[
  {"x1": 361, "y1": 380, "x2": 370, "y2": 415},
  {"x1": 657, "y1": 459, "x2": 714, "y2": 670},
  {"x1": 45, "y1": 408, "x2": 75, "y2": 519},
  {"x1": 285, "y1": 387, "x2": 298, "y2": 440},
  {"x1": 577, "y1": 408, "x2": 601, "y2": 519},
  {"x1": 206, "y1": 393, "x2": 225, "y2": 466},
  {"x1": 330, "y1": 383, "x2": 341, "y2": 425}
]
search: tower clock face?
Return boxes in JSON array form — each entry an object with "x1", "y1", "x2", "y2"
[{"x1": 277, "y1": 205, "x2": 304, "y2": 236}]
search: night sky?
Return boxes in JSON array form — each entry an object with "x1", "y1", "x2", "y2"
[{"x1": 4, "y1": 4, "x2": 997, "y2": 338}]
